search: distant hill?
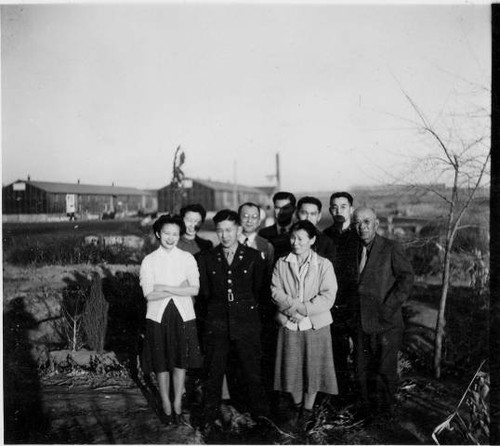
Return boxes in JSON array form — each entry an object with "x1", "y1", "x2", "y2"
[{"x1": 293, "y1": 184, "x2": 489, "y2": 221}]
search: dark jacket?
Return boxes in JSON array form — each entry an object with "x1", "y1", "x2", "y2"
[
  {"x1": 313, "y1": 231, "x2": 336, "y2": 267},
  {"x1": 197, "y1": 243, "x2": 267, "y2": 340},
  {"x1": 258, "y1": 224, "x2": 292, "y2": 261},
  {"x1": 195, "y1": 235, "x2": 213, "y2": 253},
  {"x1": 357, "y1": 234, "x2": 414, "y2": 334},
  {"x1": 323, "y1": 224, "x2": 360, "y2": 309}
]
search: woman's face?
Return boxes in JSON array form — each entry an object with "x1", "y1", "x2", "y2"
[
  {"x1": 156, "y1": 223, "x2": 180, "y2": 251},
  {"x1": 183, "y1": 211, "x2": 202, "y2": 238},
  {"x1": 290, "y1": 229, "x2": 315, "y2": 257}
]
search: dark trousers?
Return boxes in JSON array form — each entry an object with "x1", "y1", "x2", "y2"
[
  {"x1": 331, "y1": 313, "x2": 355, "y2": 397},
  {"x1": 354, "y1": 326, "x2": 402, "y2": 411},
  {"x1": 203, "y1": 331, "x2": 268, "y2": 421}
]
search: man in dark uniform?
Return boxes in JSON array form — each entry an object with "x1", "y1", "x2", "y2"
[
  {"x1": 198, "y1": 210, "x2": 269, "y2": 431},
  {"x1": 296, "y1": 196, "x2": 336, "y2": 266},
  {"x1": 258, "y1": 191, "x2": 296, "y2": 261},
  {"x1": 323, "y1": 192, "x2": 360, "y2": 402}
]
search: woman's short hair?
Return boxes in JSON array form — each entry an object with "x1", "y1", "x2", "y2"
[
  {"x1": 153, "y1": 214, "x2": 186, "y2": 238},
  {"x1": 290, "y1": 220, "x2": 318, "y2": 239},
  {"x1": 180, "y1": 204, "x2": 207, "y2": 222}
]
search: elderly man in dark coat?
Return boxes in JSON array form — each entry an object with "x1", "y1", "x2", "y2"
[{"x1": 352, "y1": 207, "x2": 414, "y2": 418}]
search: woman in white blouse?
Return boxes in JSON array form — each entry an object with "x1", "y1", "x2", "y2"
[{"x1": 140, "y1": 214, "x2": 203, "y2": 425}]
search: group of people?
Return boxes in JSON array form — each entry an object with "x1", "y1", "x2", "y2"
[{"x1": 138, "y1": 191, "x2": 414, "y2": 434}]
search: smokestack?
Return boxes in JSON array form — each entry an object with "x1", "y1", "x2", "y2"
[{"x1": 276, "y1": 152, "x2": 281, "y2": 190}]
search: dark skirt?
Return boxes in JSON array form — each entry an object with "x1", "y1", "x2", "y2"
[{"x1": 141, "y1": 300, "x2": 203, "y2": 374}]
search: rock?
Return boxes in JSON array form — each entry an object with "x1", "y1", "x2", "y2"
[
  {"x1": 84, "y1": 235, "x2": 101, "y2": 246},
  {"x1": 103, "y1": 235, "x2": 124, "y2": 247},
  {"x1": 31, "y1": 344, "x2": 49, "y2": 367},
  {"x1": 70, "y1": 349, "x2": 96, "y2": 367},
  {"x1": 50, "y1": 349, "x2": 71, "y2": 367},
  {"x1": 122, "y1": 235, "x2": 144, "y2": 249}
]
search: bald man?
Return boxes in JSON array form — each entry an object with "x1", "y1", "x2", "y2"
[{"x1": 352, "y1": 207, "x2": 414, "y2": 419}]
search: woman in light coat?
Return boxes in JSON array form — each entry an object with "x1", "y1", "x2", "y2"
[{"x1": 272, "y1": 219, "x2": 338, "y2": 427}]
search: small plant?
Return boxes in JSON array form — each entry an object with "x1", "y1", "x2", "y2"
[
  {"x1": 82, "y1": 273, "x2": 109, "y2": 354},
  {"x1": 59, "y1": 287, "x2": 86, "y2": 351},
  {"x1": 432, "y1": 360, "x2": 489, "y2": 445}
]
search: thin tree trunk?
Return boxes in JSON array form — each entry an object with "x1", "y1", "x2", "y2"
[{"x1": 434, "y1": 166, "x2": 459, "y2": 378}]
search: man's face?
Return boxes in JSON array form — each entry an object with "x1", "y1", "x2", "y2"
[
  {"x1": 330, "y1": 197, "x2": 352, "y2": 225},
  {"x1": 215, "y1": 220, "x2": 241, "y2": 249},
  {"x1": 353, "y1": 208, "x2": 379, "y2": 245},
  {"x1": 274, "y1": 198, "x2": 295, "y2": 226},
  {"x1": 239, "y1": 205, "x2": 261, "y2": 235},
  {"x1": 297, "y1": 203, "x2": 321, "y2": 226}
]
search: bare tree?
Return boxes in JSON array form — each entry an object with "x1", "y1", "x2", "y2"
[{"x1": 401, "y1": 89, "x2": 490, "y2": 378}]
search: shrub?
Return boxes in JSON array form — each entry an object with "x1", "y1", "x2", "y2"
[{"x1": 82, "y1": 274, "x2": 109, "y2": 354}]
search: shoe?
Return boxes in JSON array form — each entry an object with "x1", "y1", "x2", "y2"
[
  {"x1": 173, "y1": 411, "x2": 190, "y2": 427},
  {"x1": 160, "y1": 412, "x2": 174, "y2": 426},
  {"x1": 200, "y1": 421, "x2": 214, "y2": 438}
]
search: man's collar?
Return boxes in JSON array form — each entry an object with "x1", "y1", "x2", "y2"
[
  {"x1": 240, "y1": 232, "x2": 256, "y2": 243},
  {"x1": 277, "y1": 222, "x2": 293, "y2": 233},
  {"x1": 221, "y1": 243, "x2": 238, "y2": 253}
]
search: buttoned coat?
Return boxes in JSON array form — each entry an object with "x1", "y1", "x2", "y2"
[
  {"x1": 358, "y1": 234, "x2": 414, "y2": 334},
  {"x1": 271, "y1": 251, "x2": 338, "y2": 330},
  {"x1": 258, "y1": 224, "x2": 292, "y2": 261},
  {"x1": 198, "y1": 243, "x2": 267, "y2": 340}
]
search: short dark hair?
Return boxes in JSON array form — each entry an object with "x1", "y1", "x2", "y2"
[
  {"x1": 153, "y1": 214, "x2": 186, "y2": 238},
  {"x1": 213, "y1": 209, "x2": 240, "y2": 225},
  {"x1": 290, "y1": 220, "x2": 318, "y2": 239},
  {"x1": 238, "y1": 202, "x2": 261, "y2": 216},
  {"x1": 180, "y1": 203, "x2": 207, "y2": 222},
  {"x1": 329, "y1": 192, "x2": 354, "y2": 206},
  {"x1": 272, "y1": 191, "x2": 296, "y2": 208},
  {"x1": 297, "y1": 196, "x2": 322, "y2": 213}
]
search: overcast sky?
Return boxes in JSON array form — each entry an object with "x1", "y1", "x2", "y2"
[{"x1": 1, "y1": 3, "x2": 490, "y2": 192}]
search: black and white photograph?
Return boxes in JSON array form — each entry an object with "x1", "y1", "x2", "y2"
[{"x1": 2, "y1": 2, "x2": 492, "y2": 444}]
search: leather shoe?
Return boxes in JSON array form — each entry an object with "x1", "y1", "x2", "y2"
[{"x1": 173, "y1": 412, "x2": 189, "y2": 426}]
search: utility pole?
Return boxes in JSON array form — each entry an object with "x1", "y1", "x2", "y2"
[
  {"x1": 276, "y1": 152, "x2": 281, "y2": 191},
  {"x1": 232, "y1": 159, "x2": 238, "y2": 208}
]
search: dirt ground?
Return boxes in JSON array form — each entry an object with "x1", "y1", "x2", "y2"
[
  {"x1": 6, "y1": 368, "x2": 465, "y2": 445},
  {"x1": 3, "y1": 263, "x2": 472, "y2": 444}
]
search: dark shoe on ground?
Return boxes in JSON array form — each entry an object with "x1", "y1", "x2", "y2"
[
  {"x1": 173, "y1": 412, "x2": 190, "y2": 427},
  {"x1": 160, "y1": 412, "x2": 174, "y2": 426}
]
